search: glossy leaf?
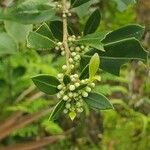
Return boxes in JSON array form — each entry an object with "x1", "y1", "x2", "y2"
[
  {"x1": 49, "y1": 100, "x2": 66, "y2": 121},
  {"x1": 89, "y1": 53, "x2": 100, "y2": 80},
  {"x1": 0, "y1": 0, "x2": 56, "y2": 24},
  {"x1": 28, "y1": 32, "x2": 56, "y2": 50},
  {"x1": 76, "y1": 32, "x2": 107, "y2": 50},
  {"x1": 82, "y1": 38, "x2": 147, "y2": 76},
  {"x1": 102, "y1": 24, "x2": 145, "y2": 44},
  {"x1": 71, "y1": 0, "x2": 91, "y2": 8},
  {"x1": 49, "y1": 21, "x2": 63, "y2": 41},
  {"x1": 0, "y1": 33, "x2": 17, "y2": 55},
  {"x1": 36, "y1": 23, "x2": 55, "y2": 40},
  {"x1": 32, "y1": 75, "x2": 60, "y2": 95},
  {"x1": 63, "y1": 75, "x2": 71, "y2": 85},
  {"x1": 84, "y1": 9, "x2": 101, "y2": 35},
  {"x1": 83, "y1": 92, "x2": 113, "y2": 110},
  {"x1": 4, "y1": 21, "x2": 33, "y2": 43}
]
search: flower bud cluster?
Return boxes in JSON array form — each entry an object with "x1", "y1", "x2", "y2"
[
  {"x1": 53, "y1": 2, "x2": 62, "y2": 9},
  {"x1": 62, "y1": 10, "x2": 72, "y2": 18},
  {"x1": 57, "y1": 73, "x2": 96, "y2": 116}
]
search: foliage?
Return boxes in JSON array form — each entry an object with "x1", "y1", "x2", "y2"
[{"x1": 0, "y1": 0, "x2": 149, "y2": 149}]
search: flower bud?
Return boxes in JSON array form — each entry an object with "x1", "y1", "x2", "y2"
[
  {"x1": 57, "y1": 42, "x2": 62, "y2": 46},
  {"x1": 62, "y1": 65, "x2": 67, "y2": 70},
  {"x1": 63, "y1": 95, "x2": 69, "y2": 101},
  {"x1": 71, "y1": 52, "x2": 76, "y2": 57},
  {"x1": 66, "y1": 103, "x2": 71, "y2": 109},
  {"x1": 85, "y1": 87, "x2": 91, "y2": 92},
  {"x1": 90, "y1": 83, "x2": 95, "y2": 87},
  {"x1": 55, "y1": 46, "x2": 60, "y2": 51},
  {"x1": 57, "y1": 93, "x2": 61, "y2": 99},
  {"x1": 69, "y1": 85, "x2": 76, "y2": 91},
  {"x1": 82, "y1": 91, "x2": 88, "y2": 97},
  {"x1": 68, "y1": 92, "x2": 73, "y2": 98},
  {"x1": 69, "y1": 58, "x2": 73, "y2": 63},
  {"x1": 57, "y1": 74, "x2": 63, "y2": 79},
  {"x1": 70, "y1": 65, "x2": 74, "y2": 69},
  {"x1": 75, "y1": 47, "x2": 81, "y2": 52},
  {"x1": 57, "y1": 84, "x2": 63, "y2": 90},
  {"x1": 75, "y1": 82, "x2": 80, "y2": 87},
  {"x1": 63, "y1": 109, "x2": 68, "y2": 114},
  {"x1": 61, "y1": 51, "x2": 65, "y2": 56}
]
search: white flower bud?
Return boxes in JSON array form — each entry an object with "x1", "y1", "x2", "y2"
[
  {"x1": 73, "y1": 92, "x2": 78, "y2": 97},
  {"x1": 74, "y1": 74, "x2": 78, "y2": 78},
  {"x1": 68, "y1": 37, "x2": 72, "y2": 41},
  {"x1": 69, "y1": 85, "x2": 76, "y2": 91},
  {"x1": 72, "y1": 35, "x2": 76, "y2": 39},
  {"x1": 90, "y1": 83, "x2": 95, "y2": 87},
  {"x1": 55, "y1": 46, "x2": 59, "y2": 50},
  {"x1": 81, "y1": 80, "x2": 86, "y2": 84},
  {"x1": 71, "y1": 52, "x2": 76, "y2": 57},
  {"x1": 57, "y1": 93, "x2": 61, "y2": 99},
  {"x1": 75, "y1": 47, "x2": 81, "y2": 52},
  {"x1": 63, "y1": 95, "x2": 69, "y2": 101},
  {"x1": 63, "y1": 109, "x2": 68, "y2": 114},
  {"x1": 70, "y1": 47, "x2": 75, "y2": 51},
  {"x1": 75, "y1": 82, "x2": 80, "y2": 87},
  {"x1": 68, "y1": 13, "x2": 72, "y2": 16},
  {"x1": 76, "y1": 102, "x2": 82, "y2": 107},
  {"x1": 60, "y1": 47, "x2": 65, "y2": 51},
  {"x1": 70, "y1": 65, "x2": 74, "y2": 69},
  {"x1": 57, "y1": 73, "x2": 63, "y2": 79},
  {"x1": 57, "y1": 84, "x2": 63, "y2": 90},
  {"x1": 69, "y1": 58, "x2": 73, "y2": 63},
  {"x1": 74, "y1": 56, "x2": 79, "y2": 61},
  {"x1": 62, "y1": 14, "x2": 66, "y2": 18},
  {"x1": 57, "y1": 42, "x2": 62, "y2": 46},
  {"x1": 62, "y1": 65, "x2": 67, "y2": 70},
  {"x1": 66, "y1": 103, "x2": 71, "y2": 109},
  {"x1": 77, "y1": 108, "x2": 83, "y2": 113},
  {"x1": 82, "y1": 91, "x2": 88, "y2": 97},
  {"x1": 85, "y1": 87, "x2": 91, "y2": 92},
  {"x1": 61, "y1": 51, "x2": 65, "y2": 56},
  {"x1": 77, "y1": 36, "x2": 81, "y2": 39},
  {"x1": 68, "y1": 92, "x2": 73, "y2": 98},
  {"x1": 59, "y1": 90, "x2": 64, "y2": 95},
  {"x1": 81, "y1": 45, "x2": 85, "y2": 49}
]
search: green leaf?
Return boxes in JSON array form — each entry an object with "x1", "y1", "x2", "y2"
[
  {"x1": 102, "y1": 24, "x2": 145, "y2": 44},
  {"x1": 84, "y1": 38, "x2": 147, "y2": 75},
  {"x1": 0, "y1": 0, "x2": 56, "y2": 24},
  {"x1": 4, "y1": 21, "x2": 33, "y2": 43},
  {"x1": 0, "y1": 32, "x2": 17, "y2": 55},
  {"x1": 76, "y1": 32, "x2": 107, "y2": 51},
  {"x1": 27, "y1": 32, "x2": 56, "y2": 50},
  {"x1": 83, "y1": 92, "x2": 113, "y2": 110},
  {"x1": 89, "y1": 53, "x2": 100, "y2": 80},
  {"x1": 69, "y1": 111, "x2": 77, "y2": 120},
  {"x1": 32, "y1": 75, "x2": 60, "y2": 95},
  {"x1": 71, "y1": 0, "x2": 91, "y2": 8},
  {"x1": 49, "y1": 21, "x2": 63, "y2": 41},
  {"x1": 63, "y1": 75, "x2": 71, "y2": 85},
  {"x1": 49, "y1": 100, "x2": 66, "y2": 121},
  {"x1": 84, "y1": 9, "x2": 101, "y2": 35},
  {"x1": 36, "y1": 23, "x2": 55, "y2": 40}
]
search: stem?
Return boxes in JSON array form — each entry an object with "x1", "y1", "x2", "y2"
[{"x1": 62, "y1": 0, "x2": 70, "y2": 73}]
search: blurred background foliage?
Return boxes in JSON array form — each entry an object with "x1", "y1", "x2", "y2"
[{"x1": 0, "y1": 0, "x2": 150, "y2": 150}]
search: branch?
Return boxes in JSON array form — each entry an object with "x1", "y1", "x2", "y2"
[{"x1": 62, "y1": 0, "x2": 70, "y2": 73}]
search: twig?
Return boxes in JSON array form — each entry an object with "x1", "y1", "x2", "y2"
[{"x1": 62, "y1": 0, "x2": 70, "y2": 73}]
